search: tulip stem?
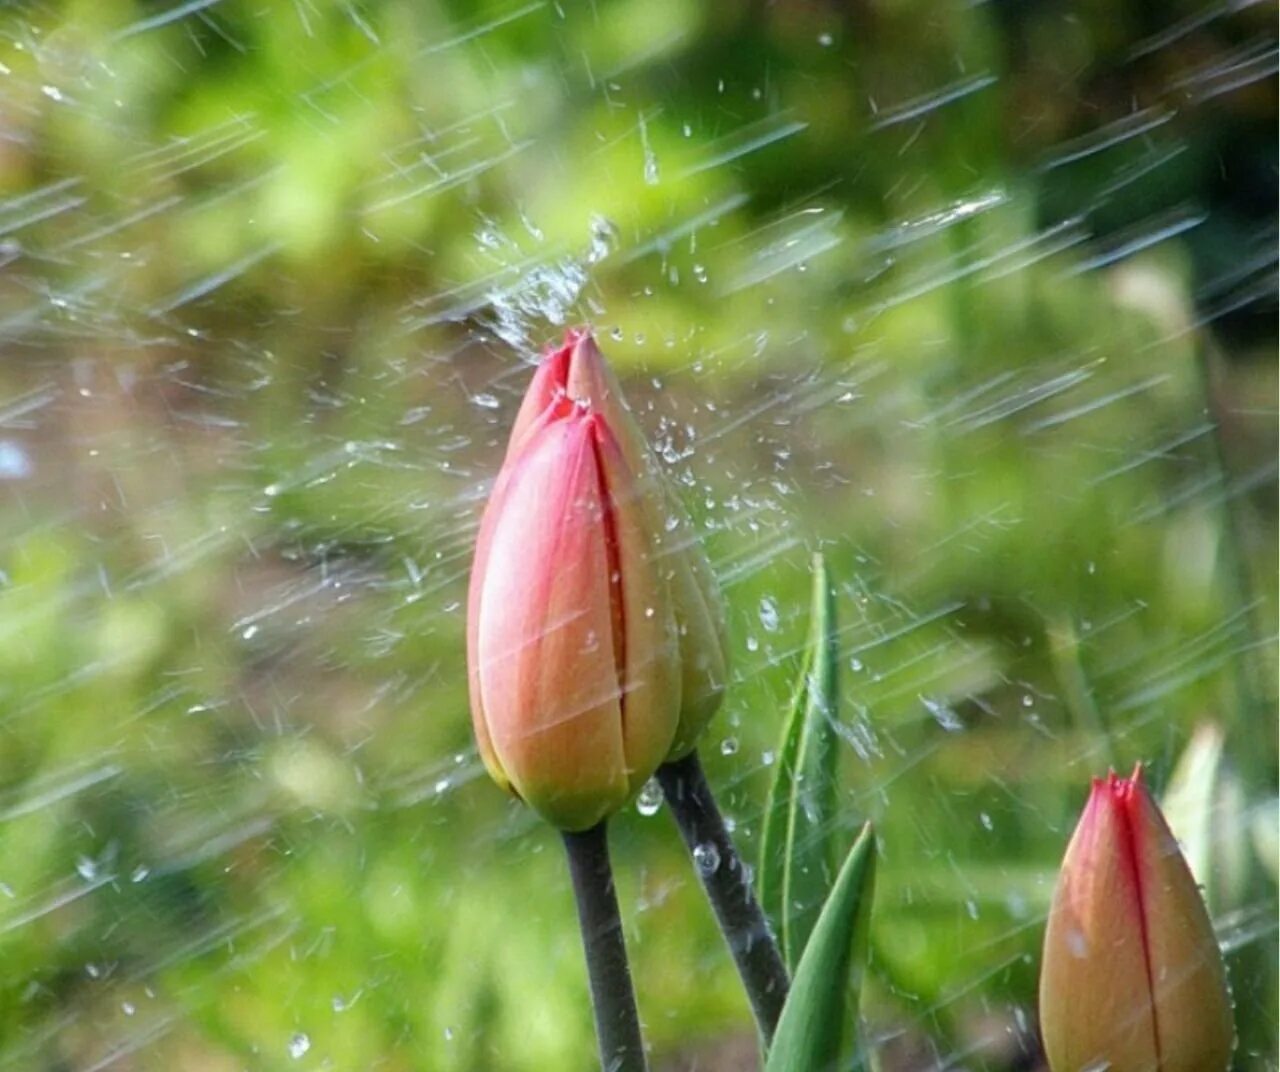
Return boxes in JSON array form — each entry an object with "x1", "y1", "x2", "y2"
[
  {"x1": 561, "y1": 822, "x2": 649, "y2": 1072},
  {"x1": 657, "y1": 751, "x2": 790, "y2": 1042}
]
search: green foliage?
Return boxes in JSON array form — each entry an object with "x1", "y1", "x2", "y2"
[
  {"x1": 759, "y1": 551, "x2": 841, "y2": 971},
  {"x1": 0, "y1": 0, "x2": 1274, "y2": 1069},
  {"x1": 765, "y1": 823, "x2": 877, "y2": 1072}
]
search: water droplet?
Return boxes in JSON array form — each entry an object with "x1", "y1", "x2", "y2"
[
  {"x1": 1066, "y1": 928, "x2": 1088, "y2": 958},
  {"x1": 75, "y1": 856, "x2": 97, "y2": 881},
  {"x1": 241, "y1": 624, "x2": 259, "y2": 641},
  {"x1": 635, "y1": 778, "x2": 663, "y2": 817},
  {"x1": 288, "y1": 1033, "x2": 311, "y2": 1059},
  {"x1": 834, "y1": 715, "x2": 881, "y2": 761},
  {"x1": 745, "y1": 635, "x2": 759, "y2": 652},
  {"x1": 0, "y1": 440, "x2": 32, "y2": 480},
  {"x1": 519, "y1": 208, "x2": 544, "y2": 242},
  {"x1": 979, "y1": 812, "x2": 994, "y2": 831},
  {"x1": 920, "y1": 695, "x2": 962, "y2": 732},
  {"x1": 121, "y1": 1001, "x2": 135, "y2": 1016},
  {"x1": 331, "y1": 995, "x2": 346, "y2": 1012},
  {"x1": 692, "y1": 842, "x2": 720, "y2": 876},
  {"x1": 130, "y1": 865, "x2": 149, "y2": 883},
  {"x1": 472, "y1": 393, "x2": 500, "y2": 410},
  {"x1": 719, "y1": 736, "x2": 739, "y2": 757},
  {"x1": 849, "y1": 657, "x2": 864, "y2": 672},
  {"x1": 640, "y1": 115, "x2": 660, "y2": 185},
  {"x1": 818, "y1": 32, "x2": 834, "y2": 46},
  {"x1": 587, "y1": 215, "x2": 620, "y2": 264},
  {"x1": 761, "y1": 749, "x2": 775, "y2": 767},
  {"x1": 757, "y1": 597, "x2": 779, "y2": 633}
]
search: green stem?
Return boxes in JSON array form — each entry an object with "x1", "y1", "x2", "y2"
[
  {"x1": 561, "y1": 822, "x2": 648, "y2": 1072},
  {"x1": 657, "y1": 750, "x2": 790, "y2": 1042}
]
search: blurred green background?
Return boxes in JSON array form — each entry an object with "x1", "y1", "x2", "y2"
[{"x1": 0, "y1": 0, "x2": 1275, "y2": 1069}]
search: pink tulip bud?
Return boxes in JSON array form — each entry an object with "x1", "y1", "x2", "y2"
[
  {"x1": 1039, "y1": 765, "x2": 1234, "y2": 1072},
  {"x1": 504, "y1": 329, "x2": 729, "y2": 758},
  {"x1": 467, "y1": 395, "x2": 682, "y2": 830}
]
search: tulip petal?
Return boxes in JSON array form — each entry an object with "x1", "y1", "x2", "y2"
[
  {"x1": 565, "y1": 331, "x2": 625, "y2": 421},
  {"x1": 466, "y1": 454, "x2": 514, "y2": 794},
  {"x1": 1040, "y1": 776, "x2": 1160, "y2": 1072},
  {"x1": 1041, "y1": 768, "x2": 1236, "y2": 1072},
  {"x1": 564, "y1": 329, "x2": 729, "y2": 754},
  {"x1": 505, "y1": 332, "x2": 577, "y2": 459},
  {"x1": 1123, "y1": 771, "x2": 1234, "y2": 1072},
  {"x1": 497, "y1": 327, "x2": 728, "y2": 769},
  {"x1": 589, "y1": 415, "x2": 680, "y2": 790},
  {"x1": 469, "y1": 397, "x2": 576, "y2": 793},
  {"x1": 475, "y1": 412, "x2": 630, "y2": 830}
]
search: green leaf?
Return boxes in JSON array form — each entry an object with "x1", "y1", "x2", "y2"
[
  {"x1": 758, "y1": 551, "x2": 840, "y2": 971},
  {"x1": 765, "y1": 823, "x2": 877, "y2": 1072}
]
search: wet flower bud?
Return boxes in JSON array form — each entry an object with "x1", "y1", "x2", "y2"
[
  {"x1": 1039, "y1": 765, "x2": 1234, "y2": 1072},
  {"x1": 467, "y1": 396, "x2": 681, "y2": 831},
  {"x1": 507, "y1": 328, "x2": 728, "y2": 758}
]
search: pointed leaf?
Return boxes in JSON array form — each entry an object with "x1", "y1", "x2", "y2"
[
  {"x1": 757, "y1": 640, "x2": 811, "y2": 943},
  {"x1": 758, "y1": 552, "x2": 840, "y2": 969},
  {"x1": 765, "y1": 823, "x2": 877, "y2": 1072}
]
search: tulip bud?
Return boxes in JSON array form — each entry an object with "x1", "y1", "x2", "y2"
[
  {"x1": 467, "y1": 397, "x2": 681, "y2": 831},
  {"x1": 1039, "y1": 765, "x2": 1234, "y2": 1072},
  {"x1": 506, "y1": 328, "x2": 728, "y2": 758}
]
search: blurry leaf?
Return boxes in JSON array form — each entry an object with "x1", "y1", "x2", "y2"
[
  {"x1": 1161, "y1": 722, "x2": 1250, "y2": 913},
  {"x1": 1250, "y1": 799, "x2": 1280, "y2": 884},
  {"x1": 765, "y1": 822, "x2": 876, "y2": 1072},
  {"x1": 1047, "y1": 614, "x2": 1113, "y2": 764},
  {"x1": 758, "y1": 551, "x2": 840, "y2": 970},
  {"x1": 1161, "y1": 722, "x2": 1224, "y2": 885}
]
